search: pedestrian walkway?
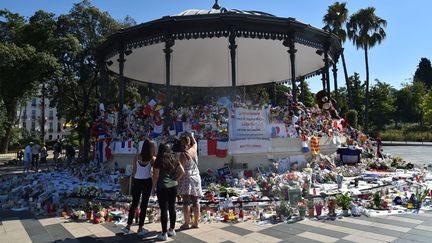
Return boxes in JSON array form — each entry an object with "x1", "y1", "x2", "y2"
[{"x1": 1, "y1": 209, "x2": 432, "y2": 242}]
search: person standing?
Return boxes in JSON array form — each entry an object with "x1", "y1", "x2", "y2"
[
  {"x1": 23, "y1": 142, "x2": 33, "y2": 174},
  {"x1": 152, "y1": 143, "x2": 185, "y2": 241},
  {"x1": 31, "y1": 142, "x2": 41, "y2": 171},
  {"x1": 65, "y1": 144, "x2": 75, "y2": 165},
  {"x1": 53, "y1": 140, "x2": 62, "y2": 164},
  {"x1": 17, "y1": 149, "x2": 23, "y2": 165},
  {"x1": 178, "y1": 133, "x2": 202, "y2": 229},
  {"x1": 121, "y1": 140, "x2": 156, "y2": 236},
  {"x1": 40, "y1": 145, "x2": 48, "y2": 166}
]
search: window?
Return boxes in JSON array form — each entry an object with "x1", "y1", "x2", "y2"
[
  {"x1": 49, "y1": 110, "x2": 54, "y2": 120},
  {"x1": 31, "y1": 110, "x2": 36, "y2": 120},
  {"x1": 49, "y1": 122, "x2": 54, "y2": 133},
  {"x1": 22, "y1": 122, "x2": 26, "y2": 128},
  {"x1": 31, "y1": 121, "x2": 36, "y2": 131},
  {"x1": 57, "y1": 122, "x2": 62, "y2": 132},
  {"x1": 32, "y1": 98, "x2": 37, "y2": 106}
]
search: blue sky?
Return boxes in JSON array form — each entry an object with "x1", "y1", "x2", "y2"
[{"x1": 2, "y1": 0, "x2": 431, "y2": 92}]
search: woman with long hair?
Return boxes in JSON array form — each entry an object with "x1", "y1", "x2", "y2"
[
  {"x1": 122, "y1": 139, "x2": 156, "y2": 236},
  {"x1": 152, "y1": 143, "x2": 185, "y2": 241},
  {"x1": 178, "y1": 133, "x2": 202, "y2": 229}
]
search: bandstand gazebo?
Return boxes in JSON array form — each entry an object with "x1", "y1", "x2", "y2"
[{"x1": 96, "y1": 1, "x2": 342, "y2": 116}]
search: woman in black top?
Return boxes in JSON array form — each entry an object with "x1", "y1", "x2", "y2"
[{"x1": 152, "y1": 143, "x2": 184, "y2": 241}]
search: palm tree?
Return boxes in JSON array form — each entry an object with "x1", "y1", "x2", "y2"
[
  {"x1": 323, "y1": 2, "x2": 351, "y2": 108},
  {"x1": 347, "y1": 7, "x2": 387, "y2": 134}
]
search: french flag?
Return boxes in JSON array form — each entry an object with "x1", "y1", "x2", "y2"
[{"x1": 216, "y1": 140, "x2": 228, "y2": 158}]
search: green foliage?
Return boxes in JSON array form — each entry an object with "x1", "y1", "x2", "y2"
[
  {"x1": 347, "y1": 7, "x2": 387, "y2": 133},
  {"x1": 373, "y1": 191, "x2": 382, "y2": 208},
  {"x1": 0, "y1": 9, "x2": 25, "y2": 44},
  {"x1": 414, "y1": 58, "x2": 432, "y2": 88},
  {"x1": 306, "y1": 199, "x2": 314, "y2": 209},
  {"x1": 347, "y1": 7, "x2": 387, "y2": 50},
  {"x1": 276, "y1": 201, "x2": 292, "y2": 217},
  {"x1": 323, "y1": 2, "x2": 348, "y2": 43},
  {"x1": 0, "y1": 42, "x2": 59, "y2": 152},
  {"x1": 345, "y1": 109, "x2": 358, "y2": 128},
  {"x1": 391, "y1": 156, "x2": 407, "y2": 169},
  {"x1": 395, "y1": 82, "x2": 426, "y2": 124},
  {"x1": 421, "y1": 90, "x2": 432, "y2": 124},
  {"x1": 348, "y1": 73, "x2": 365, "y2": 126},
  {"x1": 416, "y1": 186, "x2": 429, "y2": 203},
  {"x1": 368, "y1": 80, "x2": 396, "y2": 131},
  {"x1": 380, "y1": 129, "x2": 432, "y2": 142},
  {"x1": 300, "y1": 81, "x2": 315, "y2": 108},
  {"x1": 336, "y1": 192, "x2": 352, "y2": 210}
]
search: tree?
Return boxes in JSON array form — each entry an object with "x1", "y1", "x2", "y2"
[
  {"x1": 0, "y1": 43, "x2": 59, "y2": 152},
  {"x1": 420, "y1": 90, "x2": 432, "y2": 124},
  {"x1": 414, "y1": 58, "x2": 432, "y2": 88},
  {"x1": 0, "y1": 10, "x2": 59, "y2": 152},
  {"x1": 46, "y1": 0, "x2": 124, "y2": 161},
  {"x1": 368, "y1": 80, "x2": 395, "y2": 131},
  {"x1": 323, "y1": 2, "x2": 351, "y2": 107},
  {"x1": 394, "y1": 82, "x2": 426, "y2": 125},
  {"x1": 348, "y1": 73, "x2": 365, "y2": 127},
  {"x1": 347, "y1": 7, "x2": 387, "y2": 134}
]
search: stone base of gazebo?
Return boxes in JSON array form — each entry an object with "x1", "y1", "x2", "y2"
[{"x1": 107, "y1": 136, "x2": 342, "y2": 175}]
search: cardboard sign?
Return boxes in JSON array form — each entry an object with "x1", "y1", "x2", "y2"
[{"x1": 217, "y1": 165, "x2": 231, "y2": 177}]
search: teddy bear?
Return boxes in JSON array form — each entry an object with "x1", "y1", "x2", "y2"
[{"x1": 315, "y1": 90, "x2": 339, "y2": 119}]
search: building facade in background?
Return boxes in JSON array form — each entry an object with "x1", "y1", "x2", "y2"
[{"x1": 16, "y1": 95, "x2": 65, "y2": 142}]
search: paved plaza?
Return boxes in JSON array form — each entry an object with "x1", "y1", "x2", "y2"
[
  {"x1": 2, "y1": 209, "x2": 432, "y2": 243},
  {"x1": 2, "y1": 145, "x2": 432, "y2": 242}
]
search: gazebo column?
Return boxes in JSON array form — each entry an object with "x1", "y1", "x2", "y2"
[
  {"x1": 117, "y1": 41, "x2": 125, "y2": 128},
  {"x1": 284, "y1": 36, "x2": 297, "y2": 102},
  {"x1": 321, "y1": 69, "x2": 326, "y2": 91},
  {"x1": 229, "y1": 30, "x2": 237, "y2": 98},
  {"x1": 324, "y1": 48, "x2": 331, "y2": 100},
  {"x1": 99, "y1": 59, "x2": 108, "y2": 106},
  {"x1": 332, "y1": 61, "x2": 339, "y2": 107},
  {"x1": 164, "y1": 36, "x2": 174, "y2": 106}
]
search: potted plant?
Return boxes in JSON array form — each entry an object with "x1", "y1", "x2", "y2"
[
  {"x1": 315, "y1": 200, "x2": 324, "y2": 216},
  {"x1": 275, "y1": 201, "x2": 292, "y2": 220},
  {"x1": 328, "y1": 197, "x2": 337, "y2": 217},
  {"x1": 84, "y1": 201, "x2": 93, "y2": 220},
  {"x1": 336, "y1": 192, "x2": 352, "y2": 216},
  {"x1": 92, "y1": 203, "x2": 102, "y2": 221},
  {"x1": 306, "y1": 199, "x2": 315, "y2": 217},
  {"x1": 298, "y1": 203, "x2": 306, "y2": 220},
  {"x1": 373, "y1": 191, "x2": 382, "y2": 209},
  {"x1": 415, "y1": 186, "x2": 429, "y2": 213}
]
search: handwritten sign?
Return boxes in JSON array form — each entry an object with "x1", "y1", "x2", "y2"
[{"x1": 229, "y1": 107, "x2": 269, "y2": 140}]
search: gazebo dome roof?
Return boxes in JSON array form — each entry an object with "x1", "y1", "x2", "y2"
[
  {"x1": 97, "y1": 1, "x2": 342, "y2": 89},
  {"x1": 175, "y1": 8, "x2": 275, "y2": 17}
]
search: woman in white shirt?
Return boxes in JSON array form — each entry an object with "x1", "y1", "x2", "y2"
[{"x1": 122, "y1": 139, "x2": 156, "y2": 236}]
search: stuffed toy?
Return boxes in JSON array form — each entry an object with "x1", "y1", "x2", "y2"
[{"x1": 315, "y1": 90, "x2": 339, "y2": 119}]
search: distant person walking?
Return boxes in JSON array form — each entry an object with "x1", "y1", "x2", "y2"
[
  {"x1": 23, "y1": 142, "x2": 33, "y2": 174},
  {"x1": 31, "y1": 142, "x2": 41, "y2": 171}
]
